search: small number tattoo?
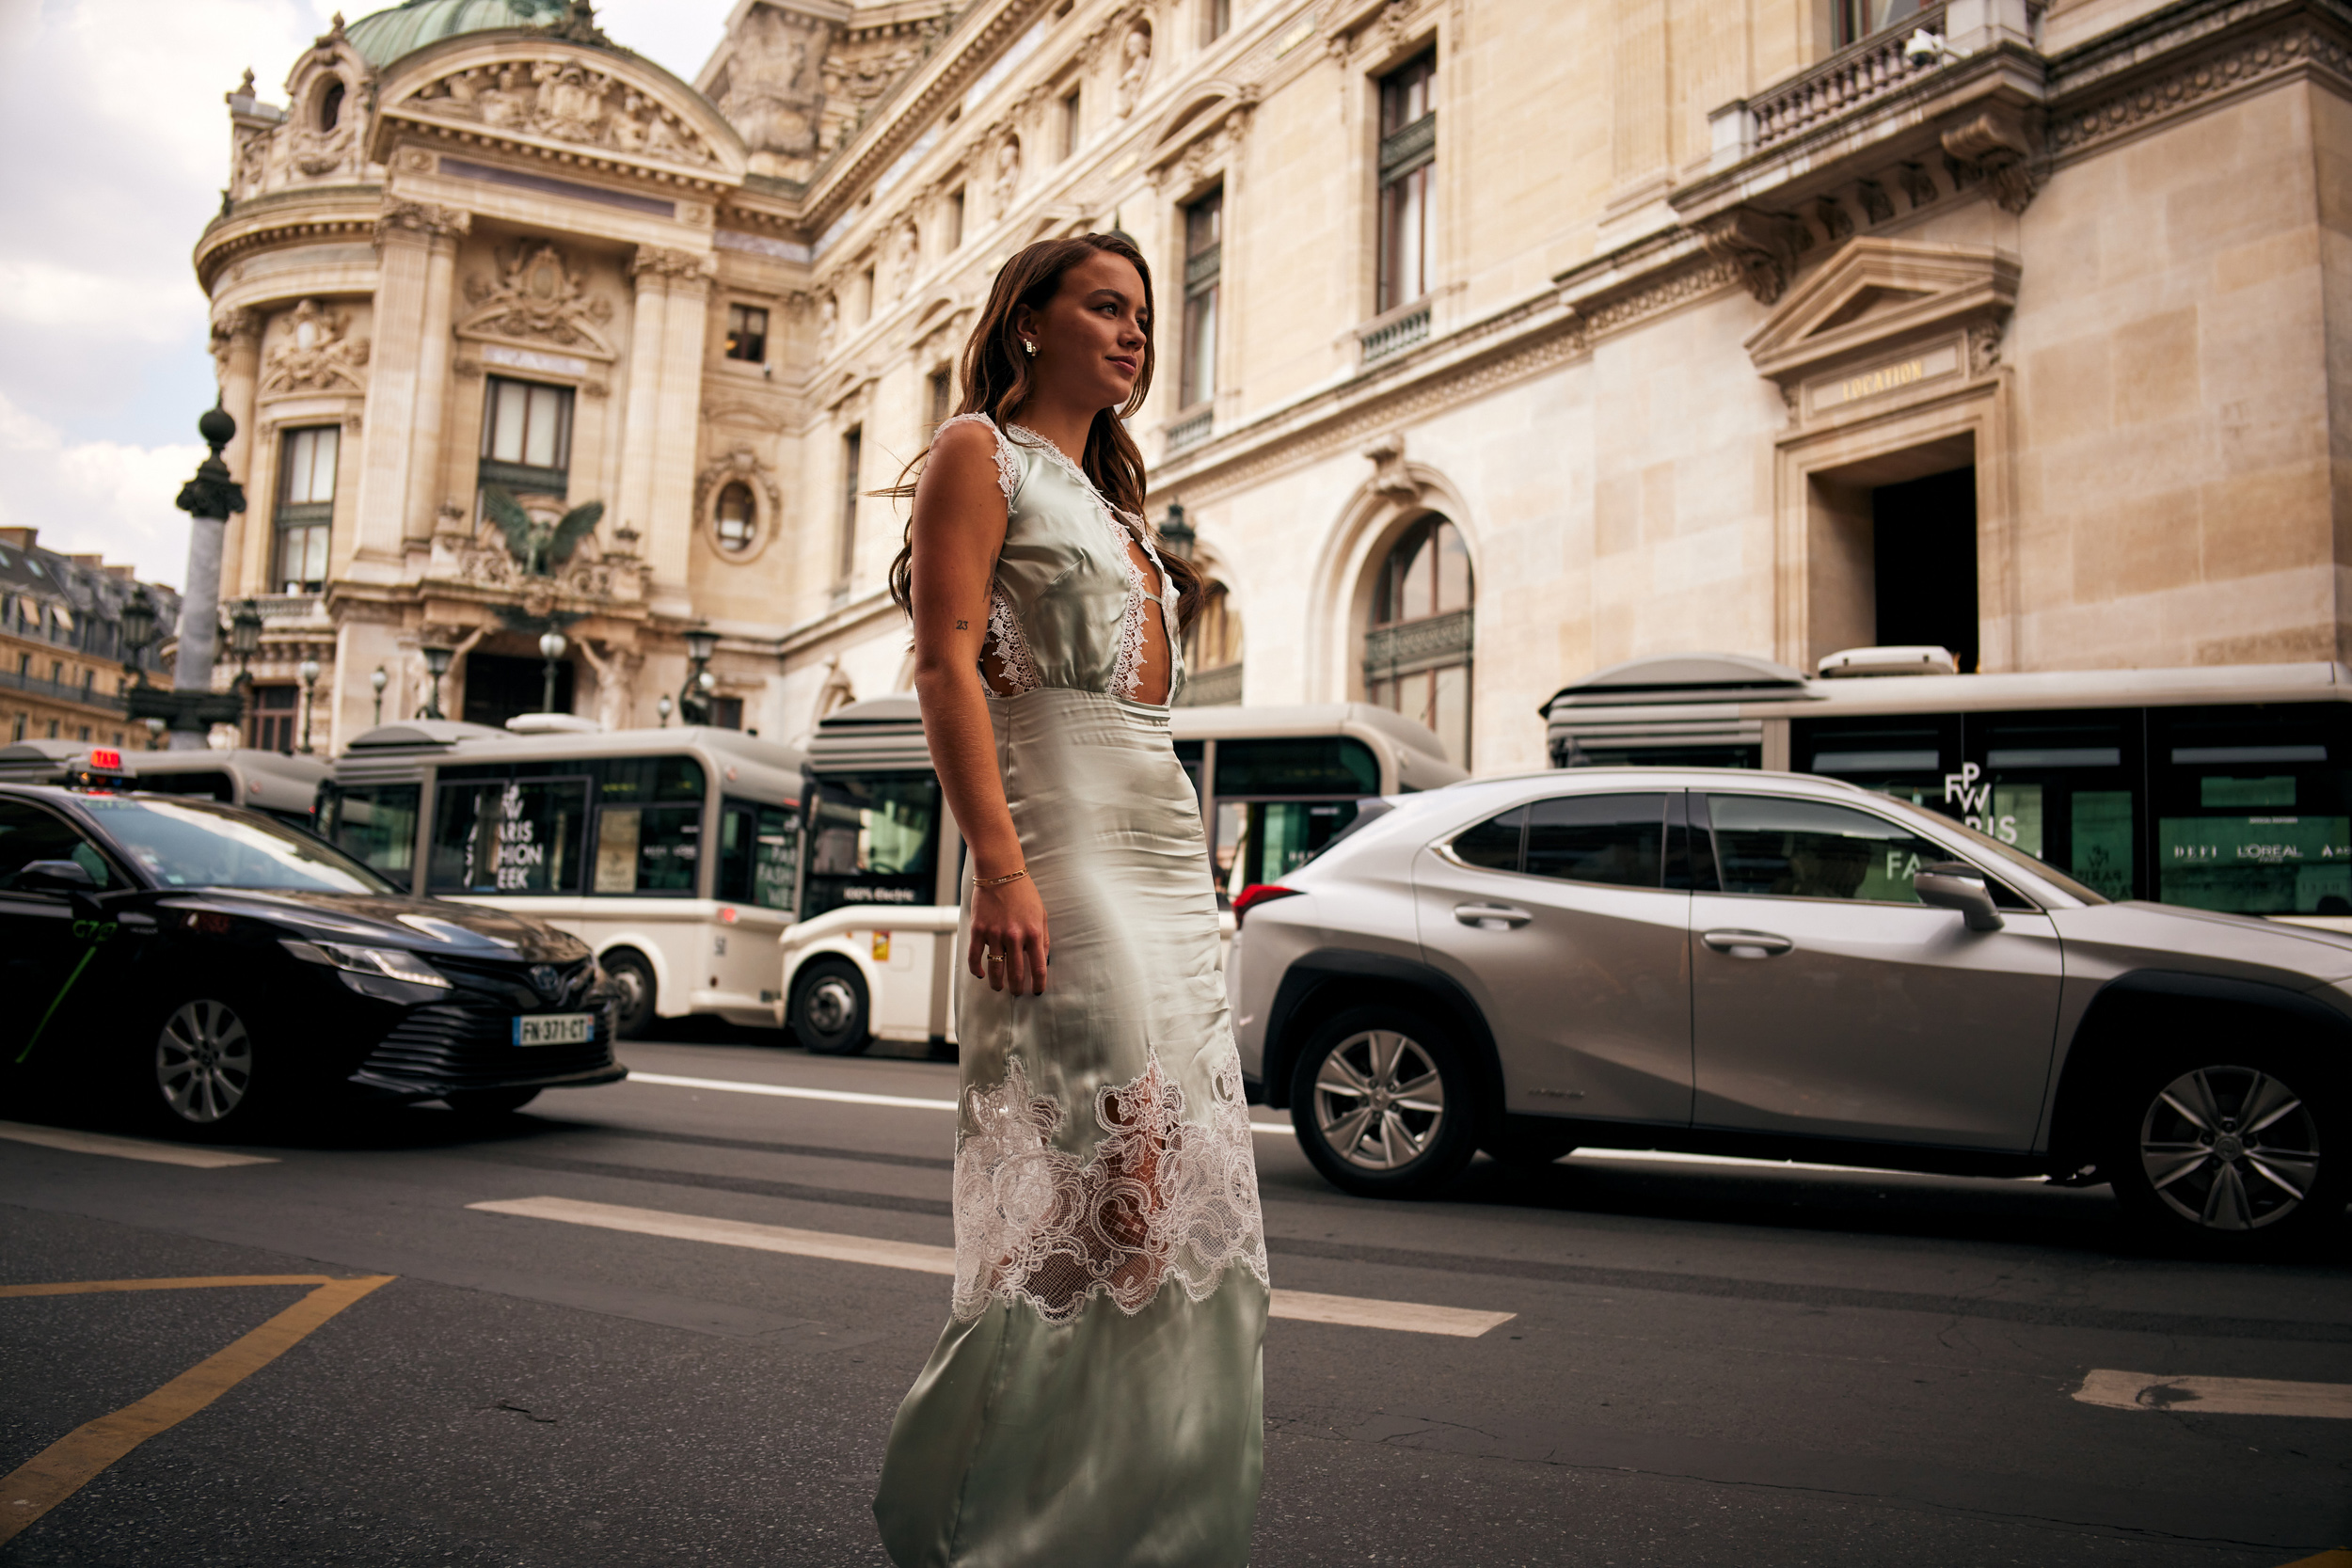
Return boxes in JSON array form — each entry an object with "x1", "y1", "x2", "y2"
[{"x1": 955, "y1": 619, "x2": 969, "y2": 629}]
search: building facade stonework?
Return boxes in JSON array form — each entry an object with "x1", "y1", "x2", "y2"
[{"x1": 199, "y1": 0, "x2": 2352, "y2": 769}]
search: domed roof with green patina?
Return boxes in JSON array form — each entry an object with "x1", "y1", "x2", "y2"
[{"x1": 345, "y1": 0, "x2": 580, "y2": 69}]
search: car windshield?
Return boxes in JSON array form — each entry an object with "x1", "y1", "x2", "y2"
[
  {"x1": 83, "y1": 794, "x2": 394, "y2": 894},
  {"x1": 1878, "y1": 795, "x2": 2109, "y2": 905}
]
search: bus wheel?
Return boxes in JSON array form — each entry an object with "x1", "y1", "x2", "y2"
[
  {"x1": 792, "y1": 958, "x2": 870, "y2": 1055},
  {"x1": 603, "y1": 950, "x2": 657, "y2": 1039}
]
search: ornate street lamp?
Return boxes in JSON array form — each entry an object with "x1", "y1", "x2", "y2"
[
  {"x1": 420, "y1": 644, "x2": 453, "y2": 721},
  {"x1": 370, "y1": 666, "x2": 389, "y2": 726},
  {"x1": 123, "y1": 405, "x2": 251, "y2": 748},
  {"x1": 679, "y1": 626, "x2": 719, "y2": 725},
  {"x1": 538, "y1": 627, "x2": 568, "y2": 714},
  {"x1": 117, "y1": 586, "x2": 157, "y2": 683},
  {"x1": 656, "y1": 694, "x2": 673, "y2": 727},
  {"x1": 1159, "y1": 500, "x2": 1195, "y2": 559},
  {"x1": 297, "y1": 657, "x2": 321, "y2": 754},
  {"x1": 227, "y1": 599, "x2": 262, "y2": 680}
]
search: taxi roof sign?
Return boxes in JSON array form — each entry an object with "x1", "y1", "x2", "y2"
[{"x1": 69, "y1": 746, "x2": 132, "y2": 791}]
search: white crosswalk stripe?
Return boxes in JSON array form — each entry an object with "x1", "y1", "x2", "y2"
[{"x1": 470, "y1": 1195, "x2": 1516, "y2": 1338}]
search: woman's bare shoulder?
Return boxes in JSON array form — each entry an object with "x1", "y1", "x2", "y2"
[{"x1": 925, "y1": 416, "x2": 1019, "y2": 505}]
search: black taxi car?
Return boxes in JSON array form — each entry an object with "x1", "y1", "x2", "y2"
[{"x1": 0, "y1": 753, "x2": 622, "y2": 1136}]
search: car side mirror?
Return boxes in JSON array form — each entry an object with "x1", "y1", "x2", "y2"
[
  {"x1": 1915, "y1": 861, "x2": 2003, "y2": 932},
  {"x1": 17, "y1": 859, "x2": 97, "y2": 894}
]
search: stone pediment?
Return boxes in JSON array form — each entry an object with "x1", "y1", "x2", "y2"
[
  {"x1": 1745, "y1": 238, "x2": 2019, "y2": 388},
  {"x1": 455, "y1": 242, "x2": 618, "y2": 362},
  {"x1": 376, "y1": 37, "x2": 746, "y2": 180}
]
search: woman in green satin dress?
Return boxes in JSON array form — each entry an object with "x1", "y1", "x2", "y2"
[{"x1": 871, "y1": 234, "x2": 1270, "y2": 1567}]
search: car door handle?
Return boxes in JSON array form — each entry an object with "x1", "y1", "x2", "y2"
[
  {"x1": 1702, "y1": 928, "x2": 1793, "y2": 958},
  {"x1": 1454, "y1": 903, "x2": 1533, "y2": 929}
]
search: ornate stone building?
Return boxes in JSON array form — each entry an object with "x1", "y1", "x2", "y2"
[
  {"x1": 199, "y1": 0, "x2": 2352, "y2": 769},
  {"x1": 0, "y1": 529, "x2": 178, "y2": 751}
]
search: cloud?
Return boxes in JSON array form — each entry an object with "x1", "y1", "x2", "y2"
[
  {"x1": 1, "y1": 0, "x2": 729, "y2": 573},
  {"x1": 0, "y1": 390, "x2": 204, "y2": 590}
]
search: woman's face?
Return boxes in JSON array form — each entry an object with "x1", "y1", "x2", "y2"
[{"x1": 1019, "y1": 250, "x2": 1150, "y2": 412}]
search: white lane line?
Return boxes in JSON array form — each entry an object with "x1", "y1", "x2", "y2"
[
  {"x1": 0, "y1": 1121, "x2": 278, "y2": 1169},
  {"x1": 624, "y1": 1069, "x2": 1297, "y2": 1135},
  {"x1": 469, "y1": 1195, "x2": 1515, "y2": 1338},
  {"x1": 2074, "y1": 1370, "x2": 2352, "y2": 1418}
]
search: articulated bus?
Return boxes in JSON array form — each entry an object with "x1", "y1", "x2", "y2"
[
  {"x1": 779, "y1": 695, "x2": 1465, "y2": 1055},
  {"x1": 0, "y1": 739, "x2": 326, "y2": 829},
  {"x1": 323, "y1": 720, "x2": 803, "y2": 1035},
  {"x1": 1544, "y1": 653, "x2": 2352, "y2": 927}
]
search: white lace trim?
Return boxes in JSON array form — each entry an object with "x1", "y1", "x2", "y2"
[
  {"x1": 998, "y1": 422, "x2": 1177, "y2": 703},
  {"x1": 984, "y1": 581, "x2": 1041, "y2": 694},
  {"x1": 951, "y1": 1052, "x2": 1270, "y2": 1325},
  {"x1": 936, "y1": 412, "x2": 1022, "y2": 504}
]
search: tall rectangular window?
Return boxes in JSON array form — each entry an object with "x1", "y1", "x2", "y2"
[
  {"x1": 724, "y1": 303, "x2": 769, "y2": 362},
  {"x1": 946, "y1": 186, "x2": 966, "y2": 251},
  {"x1": 1835, "y1": 0, "x2": 1929, "y2": 46},
  {"x1": 1202, "y1": 0, "x2": 1231, "y2": 43},
  {"x1": 928, "y1": 368, "x2": 954, "y2": 437},
  {"x1": 837, "y1": 425, "x2": 863, "y2": 586},
  {"x1": 249, "y1": 684, "x2": 298, "y2": 752},
  {"x1": 1376, "y1": 52, "x2": 1438, "y2": 315},
  {"x1": 1181, "y1": 188, "x2": 1222, "y2": 410},
  {"x1": 1060, "y1": 88, "x2": 1083, "y2": 159},
  {"x1": 275, "y1": 424, "x2": 338, "y2": 593},
  {"x1": 861, "y1": 264, "x2": 877, "y2": 323},
  {"x1": 480, "y1": 376, "x2": 574, "y2": 498}
]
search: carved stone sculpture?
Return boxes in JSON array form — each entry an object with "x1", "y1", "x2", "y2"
[
  {"x1": 464, "y1": 243, "x2": 615, "y2": 346},
  {"x1": 261, "y1": 299, "x2": 371, "y2": 394},
  {"x1": 993, "y1": 135, "x2": 1023, "y2": 210},
  {"x1": 1942, "y1": 109, "x2": 2037, "y2": 214},
  {"x1": 402, "y1": 57, "x2": 718, "y2": 166},
  {"x1": 1115, "y1": 24, "x2": 1152, "y2": 118}
]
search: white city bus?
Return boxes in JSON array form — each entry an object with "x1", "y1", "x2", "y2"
[
  {"x1": 0, "y1": 738, "x2": 327, "y2": 829},
  {"x1": 323, "y1": 720, "x2": 803, "y2": 1034},
  {"x1": 778, "y1": 695, "x2": 1465, "y2": 1055},
  {"x1": 1544, "y1": 652, "x2": 2352, "y2": 926}
]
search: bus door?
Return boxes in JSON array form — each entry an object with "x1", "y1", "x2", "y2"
[{"x1": 325, "y1": 780, "x2": 423, "y2": 891}]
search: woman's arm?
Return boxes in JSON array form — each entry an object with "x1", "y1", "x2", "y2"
[{"x1": 908, "y1": 422, "x2": 1050, "y2": 994}]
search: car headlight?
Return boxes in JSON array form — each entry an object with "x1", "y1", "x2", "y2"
[{"x1": 281, "y1": 939, "x2": 452, "y2": 989}]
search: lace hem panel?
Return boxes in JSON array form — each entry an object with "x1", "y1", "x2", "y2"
[
  {"x1": 937, "y1": 412, "x2": 1021, "y2": 503},
  {"x1": 1107, "y1": 531, "x2": 1155, "y2": 701},
  {"x1": 951, "y1": 1052, "x2": 1271, "y2": 1325},
  {"x1": 983, "y1": 580, "x2": 1043, "y2": 694}
]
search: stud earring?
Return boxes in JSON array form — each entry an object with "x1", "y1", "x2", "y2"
[{"x1": 1023, "y1": 339, "x2": 1037, "y2": 357}]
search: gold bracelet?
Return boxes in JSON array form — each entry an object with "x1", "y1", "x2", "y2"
[{"x1": 973, "y1": 867, "x2": 1028, "y2": 890}]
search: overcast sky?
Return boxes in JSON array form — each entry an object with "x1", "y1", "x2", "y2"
[{"x1": 0, "y1": 0, "x2": 732, "y2": 591}]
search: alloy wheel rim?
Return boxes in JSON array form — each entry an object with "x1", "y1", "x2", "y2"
[
  {"x1": 1313, "y1": 1029, "x2": 1445, "y2": 1172},
  {"x1": 155, "y1": 1000, "x2": 254, "y2": 1125},
  {"x1": 2139, "y1": 1065, "x2": 2320, "y2": 1231},
  {"x1": 610, "y1": 965, "x2": 647, "y2": 1020},
  {"x1": 805, "y1": 978, "x2": 856, "y2": 1036}
]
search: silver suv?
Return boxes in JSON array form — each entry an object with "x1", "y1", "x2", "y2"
[{"x1": 1228, "y1": 768, "x2": 2348, "y2": 1251}]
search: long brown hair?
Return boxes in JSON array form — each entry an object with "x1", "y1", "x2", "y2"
[{"x1": 884, "y1": 232, "x2": 1204, "y2": 629}]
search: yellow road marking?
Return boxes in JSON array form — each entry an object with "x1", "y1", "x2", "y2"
[
  {"x1": 2075, "y1": 1370, "x2": 2352, "y2": 1419},
  {"x1": 0, "y1": 1121, "x2": 278, "y2": 1168},
  {"x1": 2273, "y1": 1553, "x2": 2352, "y2": 1567},
  {"x1": 470, "y1": 1195, "x2": 1516, "y2": 1338},
  {"x1": 0, "y1": 1274, "x2": 393, "y2": 1544}
]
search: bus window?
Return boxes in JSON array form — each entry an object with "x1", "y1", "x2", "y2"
[
  {"x1": 1971, "y1": 710, "x2": 2139, "y2": 901},
  {"x1": 1174, "y1": 740, "x2": 1205, "y2": 806},
  {"x1": 430, "y1": 777, "x2": 589, "y2": 895},
  {"x1": 1791, "y1": 716, "x2": 1959, "y2": 810},
  {"x1": 1217, "y1": 800, "x2": 1359, "y2": 895},
  {"x1": 130, "y1": 770, "x2": 236, "y2": 804},
  {"x1": 2150, "y1": 706, "x2": 2352, "y2": 915},
  {"x1": 592, "y1": 803, "x2": 700, "y2": 894},
  {"x1": 326, "y1": 783, "x2": 421, "y2": 890},
  {"x1": 1214, "y1": 737, "x2": 1380, "y2": 797},
  {"x1": 719, "y1": 799, "x2": 798, "y2": 910},
  {"x1": 803, "y1": 772, "x2": 942, "y2": 918}
]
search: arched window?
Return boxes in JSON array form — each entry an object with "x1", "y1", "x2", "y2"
[
  {"x1": 715, "y1": 482, "x2": 757, "y2": 555},
  {"x1": 1179, "y1": 578, "x2": 1243, "y2": 705},
  {"x1": 1363, "y1": 514, "x2": 1472, "y2": 767},
  {"x1": 318, "y1": 80, "x2": 345, "y2": 132}
]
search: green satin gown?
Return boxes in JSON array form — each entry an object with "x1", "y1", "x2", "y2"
[{"x1": 872, "y1": 416, "x2": 1270, "y2": 1568}]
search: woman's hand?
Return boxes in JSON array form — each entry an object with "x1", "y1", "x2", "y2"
[{"x1": 970, "y1": 875, "x2": 1050, "y2": 994}]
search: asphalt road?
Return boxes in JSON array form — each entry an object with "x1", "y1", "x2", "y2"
[{"x1": 4, "y1": 1035, "x2": 2348, "y2": 1567}]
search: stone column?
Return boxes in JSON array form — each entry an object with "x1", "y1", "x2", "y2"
[
  {"x1": 354, "y1": 201, "x2": 465, "y2": 572},
  {"x1": 404, "y1": 211, "x2": 470, "y2": 545},
  {"x1": 168, "y1": 408, "x2": 246, "y2": 751},
  {"x1": 615, "y1": 253, "x2": 670, "y2": 556},
  {"x1": 211, "y1": 309, "x2": 262, "y2": 595}
]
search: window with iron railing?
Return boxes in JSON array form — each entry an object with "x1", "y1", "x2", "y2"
[
  {"x1": 1181, "y1": 187, "x2": 1222, "y2": 412},
  {"x1": 276, "y1": 425, "x2": 338, "y2": 593}
]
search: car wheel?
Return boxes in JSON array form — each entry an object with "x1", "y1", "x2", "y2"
[
  {"x1": 791, "y1": 958, "x2": 870, "y2": 1056},
  {"x1": 445, "y1": 1087, "x2": 541, "y2": 1118},
  {"x1": 1289, "y1": 1005, "x2": 1478, "y2": 1198},
  {"x1": 602, "y1": 950, "x2": 657, "y2": 1040},
  {"x1": 151, "y1": 997, "x2": 265, "y2": 1138},
  {"x1": 2105, "y1": 1047, "x2": 2342, "y2": 1253}
]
